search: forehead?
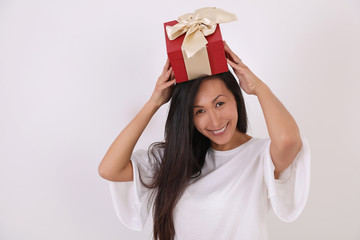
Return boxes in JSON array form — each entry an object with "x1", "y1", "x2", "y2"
[{"x1": 194, "y1": 78, "x2": 232, "y2": 103}]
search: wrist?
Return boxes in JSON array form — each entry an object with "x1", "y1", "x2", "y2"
[
  {"x1": 253, "y1": 82, "x2": 270, "y2": 97},
  {"x1": 146, "y1": 98, "x2": 162, "y2": 112}
]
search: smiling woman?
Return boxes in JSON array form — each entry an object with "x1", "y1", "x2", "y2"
[{"x1": 98, "y1": 42, "x2": 311, "y2": 240}]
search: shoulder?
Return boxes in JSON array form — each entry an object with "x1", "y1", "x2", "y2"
[
  {"x1": 237, "y1": 137, "x2": 273, "y2": 161},
  {"x1": 132, "y1": 143, "x2": 164, "y2": 160},
  {"x1": 132, "y1": 143, "x2": 164, "y2": 171},
  {"x1": 246, "y1": 137, "x2": 270, "y2": 151}
]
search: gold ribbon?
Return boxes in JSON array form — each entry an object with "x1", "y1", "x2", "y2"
[{"x1": 166, "y1": 7, "x2": 237, "y2": 58}]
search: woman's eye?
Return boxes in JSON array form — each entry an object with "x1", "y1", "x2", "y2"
[
  {"x1": 195, "y1": 109, "x2": 205, "y2": 115},
  {"x1": 216, "y1": 102, "x2": 225, "y2": 107}
]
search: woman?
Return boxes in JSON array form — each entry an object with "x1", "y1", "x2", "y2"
[{"x1": 98, "y1": 42, "x2": 310, "y2": 240}]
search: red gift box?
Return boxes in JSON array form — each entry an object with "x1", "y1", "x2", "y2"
[{"x1": 164, "y1": 20, "x2": 229, "y2": 83}]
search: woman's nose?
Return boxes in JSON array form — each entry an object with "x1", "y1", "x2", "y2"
[{"x1": 208, "y1": 110, "x2": 221, "y2": 127}]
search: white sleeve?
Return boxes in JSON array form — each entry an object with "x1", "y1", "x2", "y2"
[
  {"x1": 262, "y1": 136, "x2": 311, "y2": 222},
  {"x1": 108, "y1": 148, "x2": 159, "y2": 231}
]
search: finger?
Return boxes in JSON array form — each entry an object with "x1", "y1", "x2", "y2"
[
  {"x1": 227, "y1": 58, "x2": 240, "y2": 69},
  {"x1": 163, "y1": 58, "x2": 171, "y2": 72},
  {"x1": 224, "y1": 46, "x2": 236, "y2": 62},
  {"x1": 224, "y1": 42, "x2": 242, "y2": 63},
  {"x1": 164, "y1": 79, "x2": 176, "y2": 88},
  {"x1": 224, "y1": 44, "x2": 239, "y2": 62},
  {"x1": 163, "y1": 66, "x2": 173, "y2": 80}
]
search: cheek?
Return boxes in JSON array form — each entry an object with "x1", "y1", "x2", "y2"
[
  {"x1": 227, "y1": 105, "x2": 238, "y2": 123},
  {"x1": 233, "y1": 113, "x2": 239, "y2": 127},
  {"x1": 193, "y1": 117, "x2": 206, "y2": 132}
]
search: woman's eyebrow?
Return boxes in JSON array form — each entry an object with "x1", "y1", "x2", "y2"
[
  {"x1": 212, "y1": 94, "x2": 225, "y2": 103},
  {"x1": 193, "y1": 94, "x2": 225, "y2": 108}
]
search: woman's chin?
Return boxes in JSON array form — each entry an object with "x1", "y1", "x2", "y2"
[
  {"x1": 209, "y1": 128, "x2": 243, "y2": 150},
  {"x1": 210, "y1": 137, "x2": 232, "y2": 149}
]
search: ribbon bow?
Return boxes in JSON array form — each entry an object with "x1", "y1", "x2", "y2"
[{"x1": 166, "y1": 7, "x2": 237, "y2": 58}]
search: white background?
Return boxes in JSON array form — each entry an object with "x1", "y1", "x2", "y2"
[{"x1": 1, "y1": 0, "x2": 359, "y2": 239}]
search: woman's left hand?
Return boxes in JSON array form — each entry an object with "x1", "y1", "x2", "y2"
[{"x1": 224, "y1": 41, "x2": 263, "y2": 95}]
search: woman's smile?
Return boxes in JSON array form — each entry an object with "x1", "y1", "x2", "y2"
[{"x1": 208, "y1": 122, "x2": 228, "y2": 136}]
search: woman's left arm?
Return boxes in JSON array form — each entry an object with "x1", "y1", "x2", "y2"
[{"x1": 224, "y1": 42, "x2": 302, "y2": 179}]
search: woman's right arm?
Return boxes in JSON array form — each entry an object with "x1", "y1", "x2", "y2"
[{"x1": 98, "y1": 59, "x2": 175, "y2": 182}]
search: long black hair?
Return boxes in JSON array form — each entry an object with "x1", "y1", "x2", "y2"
[{"x1": 141, "y1": 71, "x2": 247, "y2": 240}]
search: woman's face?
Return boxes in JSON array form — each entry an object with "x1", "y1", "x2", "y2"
[{"x1": 193, "y1": 78, "x2": 241, "y2": 151}]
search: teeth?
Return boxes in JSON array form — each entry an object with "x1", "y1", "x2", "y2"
[{"x1": 213, "y1": 125, "x2": 227, "y2": 134}]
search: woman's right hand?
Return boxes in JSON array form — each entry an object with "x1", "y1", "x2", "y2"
[
  {"x1": 148, "y1": 59, "x2": 176, "y2": 108},
  {"x1": 99, "y1": 60, "x2": 175, "y2": 182}
]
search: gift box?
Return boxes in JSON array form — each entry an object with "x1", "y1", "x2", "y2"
[
  {"x1": 163, "y1": 7, "x2": 237, "y2": 83},
  {"x1": 164, "y1": 21, "x2": 228, "y2": 83}
]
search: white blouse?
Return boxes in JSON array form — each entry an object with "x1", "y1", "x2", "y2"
[{"x1": 108, "y1": 137, "x2": 311, "y2": 240}]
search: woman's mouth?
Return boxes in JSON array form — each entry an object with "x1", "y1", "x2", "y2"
[{"x1": 209, "y1": 123, "x2": 228, "y2": 136}]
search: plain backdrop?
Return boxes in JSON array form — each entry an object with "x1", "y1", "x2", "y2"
[{"x1": 1, "y1": 0, "x2": 359, "y2": 239}]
